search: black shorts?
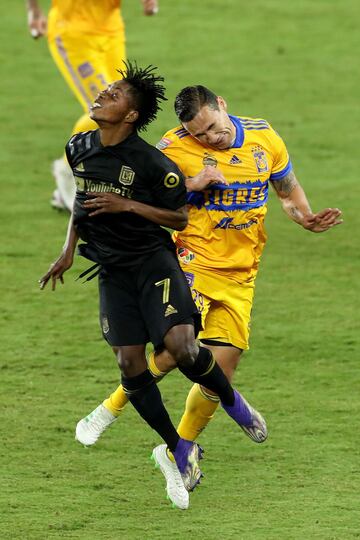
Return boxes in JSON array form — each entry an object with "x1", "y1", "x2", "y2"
[{"x1": 98, "y1": 248, "x2": 201, "y2": 348}]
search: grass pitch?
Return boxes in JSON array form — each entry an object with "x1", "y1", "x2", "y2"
[{"x1": 1, "y1": 1, "x2": 359, "y2": 538}]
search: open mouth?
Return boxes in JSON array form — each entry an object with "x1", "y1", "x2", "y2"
[{"x1": 90, "y1": 102, "x2": 102, "y2": 110}]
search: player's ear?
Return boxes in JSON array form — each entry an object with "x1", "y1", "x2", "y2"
[
  {"x1": 217, "y1": 96, "x2": 227, "y2": 111},
  {"x1": 125, "y1": 110, "x2": 139, "y2": 124}
]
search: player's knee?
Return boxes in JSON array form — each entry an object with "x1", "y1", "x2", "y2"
[{"x1": 173, "y1": 340, "x2": 199, "y2": 369}]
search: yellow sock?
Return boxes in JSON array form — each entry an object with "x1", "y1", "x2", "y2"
[
  {"x1": 102, "y1": 352, "x2": 166, "y2": 416},
  {"x1": 71, "y1": 112, "x2": 98, "y2": 135},
  {"x1": 103, "y1": 385, "x2": 128, "y2": 417},
  {"x1": 148, "y1": 351, "x2": 167, "y2": 379},
  {"x1": 177, "y1": 384, "x2": 220, "y2": 441}
]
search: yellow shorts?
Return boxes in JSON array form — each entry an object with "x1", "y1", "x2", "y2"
[
  {"x1": 179, "y1": 261, "x2": 255, "y2": 350},
  {"x1": 48, "y1": 31, "x2": 126, "y2": 112}
]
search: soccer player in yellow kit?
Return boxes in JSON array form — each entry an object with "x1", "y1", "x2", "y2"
[
  {"x1": 26, "y1": 0, "x2": 158, "y2": 211},
  {"x1": 74, "y1": 85, "x2": 342, "y2": 502}
]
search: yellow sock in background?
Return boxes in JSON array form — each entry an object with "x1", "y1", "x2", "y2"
[
  {"x1": 177, "y1": 384, "x2": 220, "y2": 441},
  {"x1": 103, "y1": 385, "x2": 128, "y2": 417}
]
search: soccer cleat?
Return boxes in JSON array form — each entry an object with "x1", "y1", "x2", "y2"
[
  {"x1": 172, "y1": 438, "x2": 204, "y2": 492},
  {"x1": 52, "y1": 157, "x2": 75, "y2": 212},
  {"x1": 151, "y1": 445, "x2": 189, "y2": 510},
  {"x1": 75, "y1": 404, "x2": 117, "y2": 446},
  {"x1": 222, "y1": 390, "x2": 268, "y2": 443}
]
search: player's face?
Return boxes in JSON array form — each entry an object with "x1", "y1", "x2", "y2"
[
  {"x1": 182, "y1": 99, "x2": 236, "y2": 150},
  {"x1": 89, "y1": 80, "x2": 137, "y2": 125}
]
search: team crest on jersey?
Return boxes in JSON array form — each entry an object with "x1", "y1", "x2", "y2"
[
  {"x1": 156, "y1": 137, "x2": 172, "y2": 150},
  {"x1": 203, "y1": 153, "x2": 218, "y2": 167},
  {"x1": 178, "y1": 247, "x2": 195, "y2": 265},
  {"x1": 164, "y1": 172, "x2": 180, "y2": 188},
  {"x1": 252, "y1": 146, "x2": 269, "y2": 173},
  {"x1": 119, "y1": 165, "x2": 135, "y2": 186}
]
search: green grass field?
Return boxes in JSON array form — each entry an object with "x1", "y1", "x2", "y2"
[{"x1": 1, "y1": 1, "x2": 359, "y2": 538}]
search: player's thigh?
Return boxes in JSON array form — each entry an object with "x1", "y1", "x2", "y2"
[
  {"x1": 138, "y1": 250, "x2": 201, "y2": 349},
  {"x1": 48, "y1": 32, "x2": 125, "y2": 111},
  {"x1": 199, "y1": 273, "x2": 255, "y2": 351},
  {"x1": 203, "y1": 344, "x2": 243, "y2": 381},
  {"x1": 101, "y1": 34, "x2": 127, "y2": 81},
  {"x1": 98, "y1": 267, "x2": 148, "y2": 347}
]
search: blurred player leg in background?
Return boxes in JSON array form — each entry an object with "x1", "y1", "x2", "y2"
[{"x1": 26, "y1": 0, "x2": 159, "y2": 211}]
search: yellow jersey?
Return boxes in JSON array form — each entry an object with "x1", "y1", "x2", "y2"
[
  {"x1": 48, "y1": 0, "x2": 124, "y2": 39},
  {"x1": 158, "y1": 115, "x2": 292, "y2": 281}
]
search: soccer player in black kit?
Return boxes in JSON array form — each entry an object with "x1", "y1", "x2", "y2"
[{"x1": 40, "y1": 62, "x2": 258, "y2": 510}]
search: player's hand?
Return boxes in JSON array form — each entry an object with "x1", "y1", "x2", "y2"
[
  {"x1": 186, "y1": 166, "x2": 228, "y2": 192},
  {"x1": 27, "y1": 7, "x2": 47, "y2": 38},
  {"x1": 84, "y1": 192, "x2": 130, "y2": 216},
  {"x1": 142, "y1": 0, "x2": 159, "y2": 15},
  {"x1": 39, "y1": 252, "x2": 74, "y2": 291},
  {"x1": 302, "y1": 208, "x2": 343, "y2": 233}
]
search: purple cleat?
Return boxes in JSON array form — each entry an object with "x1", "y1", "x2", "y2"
[
  {"x1": 222, "y1": 390, "x2": 268, "y2": 443},
  {"x1": 173, "y1": 438, "x2": 204, "y2": 492}
]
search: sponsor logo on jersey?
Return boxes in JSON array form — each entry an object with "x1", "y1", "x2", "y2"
[
  {"x1": 164, "y1": 172, "x2": 180, "y2": 188},
  {"x1": 75, "y1": 178, "x2": 133, "y2": 198},
  {"x1": 183, "y1": 272, "x2": 195, "y2": 287},
  {"x1": 178, "y1": 247, "x2": 195, "y2": 264},
  {"x1": 165, "y1": 304, "x2": 178, "y2": 317},
  {"x1": 203, "y1": 153, "x2": 218, "y2": 167},
  {"x1": 156, "y1": 137, "x2": 172, "y2": 150},
  {"x1": 214, "y1": 217, "x2": 258, "y2": 230},
  {"x1": 119, "y1": 165, "x2": 135, "y2": 186},
  {"x1": 252, "y1": 146, "x2": 269, "y2": 173},
  {"x1": 102, "y1": 316, "x2": 110, "y2": 334},
  {"x1": 229, "y1": 155, "x2": 242, "y2": 165}
]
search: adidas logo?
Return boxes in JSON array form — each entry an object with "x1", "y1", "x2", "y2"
[
  {"x1": 165, "y1": 304, "x2": 178, "y2": 317},
  {"x1": 230, "y1": 155, "x2": 241, "y2": 165},
  {"x1": 75, "y1": 162, "x2": 85, "y2": 172}
]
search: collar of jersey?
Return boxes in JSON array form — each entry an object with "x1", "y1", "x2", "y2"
[{"x1": 228, "y1": 115, "x2": 244, "y2": 148}]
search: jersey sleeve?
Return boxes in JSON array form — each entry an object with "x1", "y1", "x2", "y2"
[
  {"x1": 268, "y1": 126, "x2": 292, "y2": 181},
  {"x1": 156, "y1": 128, "x2": 192, "y2": 177},
  {"x1": 150, "y1": 150, "x2": 187, "y2": 210}
]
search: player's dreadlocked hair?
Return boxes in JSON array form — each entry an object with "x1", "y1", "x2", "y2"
[
  {"x1": 117, "y1": 60, "x2": 167, "y2": 131},
  {"x1": 174, "y1": 85, "x2": 219, "y2": 123}
]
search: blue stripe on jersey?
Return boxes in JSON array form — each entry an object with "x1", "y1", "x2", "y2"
[
  {"x1": 229, "y1": 115, "x2": 244, "y2": 148},
  {"x1": 240, "y1": 119, "x2": 268, "y2": 126},
  {"x1": 270, "y1": 159, "x2": 292, "y2": 180},
  {"x1": 175, "y1": 128, "x2": 188, "y2": 136},
  {"x1": 242, "y1": 126, "x2": 270, "y2": 131}
]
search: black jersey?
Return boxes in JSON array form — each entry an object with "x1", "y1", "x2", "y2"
[{"x1": 65, "y1": 130, "x2": 186, "y2": 267}]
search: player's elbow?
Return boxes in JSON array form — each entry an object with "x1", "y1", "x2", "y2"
[{"x1": 172, "y1": 206, "x2": 188, "y2": 231}]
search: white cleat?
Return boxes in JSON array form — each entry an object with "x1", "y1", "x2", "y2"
[
  {"x1": 52, "y1": 157, "x2": 75, "y2": 212},
  {"x1": 151, "y1": 444, "x2": 189, "y2": 510},
  {"x1": 75, "y1": 404, "x2": 117, "y2": 446}
]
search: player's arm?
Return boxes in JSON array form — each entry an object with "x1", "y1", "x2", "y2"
[
  {"x1": 39, "y1": 213, "x2": 79, "y2": 291},
  {"x1": 185, "y1": 166, "x2": 228, "y2": 192},
  {"x1": 270, "y1": 170, "x2": 342, "y2": 233},
  {"x1": 26, "y1": 0, "x2": 47, "y2": 38},
  {"x1": 84, "y1": 193, "x2": 188, "y2": 231},
  {"x1": 141, "y1": 0, "x2": 159, "y2": 15}
]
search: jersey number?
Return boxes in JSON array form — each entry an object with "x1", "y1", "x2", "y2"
[{"x1": 155, "y1": 278, "x2": 170, "y2": 304}]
